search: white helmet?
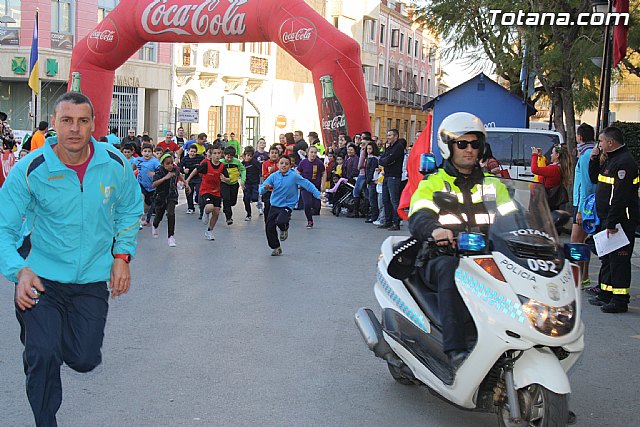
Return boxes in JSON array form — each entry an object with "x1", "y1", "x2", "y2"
[{"x1": 437, "y1": 112, "x2": 486, "y2": 160}]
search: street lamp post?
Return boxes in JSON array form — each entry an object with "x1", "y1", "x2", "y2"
[{"x1": 593, "y1": 0, "x2": 613, "y2": 136}]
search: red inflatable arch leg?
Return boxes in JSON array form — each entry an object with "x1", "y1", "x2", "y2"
[{"x1": 70, "y1": 0, "x2": 371, "y2": 145}]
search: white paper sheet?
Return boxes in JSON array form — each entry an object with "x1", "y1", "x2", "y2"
[{"x1": 593, "y1": 223, "x2": 630, "y2": 257}]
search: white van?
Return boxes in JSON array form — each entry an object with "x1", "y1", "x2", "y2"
[{"x1": 485, "y1": 127, "x2": 564, "y2": 181}]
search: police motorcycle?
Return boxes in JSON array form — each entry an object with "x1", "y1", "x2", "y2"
[{"x1": 355, "y1": 153, "x2": 590, "y2": 426}]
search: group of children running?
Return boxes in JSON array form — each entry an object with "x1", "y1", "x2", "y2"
[{"x1": 124, "y1": 137, "x2": 321, "y2": 255}]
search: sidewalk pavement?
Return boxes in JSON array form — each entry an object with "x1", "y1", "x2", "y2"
[{"x1": 633, "y1": 237, "x2": 640, "y2": 269}]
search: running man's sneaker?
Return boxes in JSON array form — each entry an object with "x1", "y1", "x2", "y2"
[
  {"x1": 580, "y1": 279, "x2": 591, "y2": 288},
  {"x1": 186, "y1": 208, "x2": 195, "y2": 214},
  {"x1": 258, "y1": 206, "x2": 264, "y2": 216},
  {"x1": 168, "y1": 236, "x2": 177, "y2": 247},
  {"x1": 372, "y1": 220, "x2": 382, "y2": 226},
  {"x1": 202, "y1": 212, "x2": 210, "y2": 225},
  {"x1": 271, "y1": 247, "x2": 282, "y2": 256},
  {"x1": 140, "y1": 219, "x2": 149, "y2": 227},
  {"x1": 306, "y1": 221, "x2": 313, "y2": 229},
  {"x1": 151, "y1": 226, "x2": 159, "y2": 238},
  {"x1": 226, "y1": 218, "x2": 234, "y2": 225},
  {"x1": 279, "y1": 229, "x2": 288, "y2": 241},
  {"x1": 204, "y1": 230, "x2": 215, "y2": 240},
  {"x1": 245, "y1": 216, "x2": 251, "y2": 221}
]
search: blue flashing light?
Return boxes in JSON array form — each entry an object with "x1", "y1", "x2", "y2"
[
  {"x1": 458, "y1": 233, "x2": 487, "y2": 252},
  {"x1": 564, "y1": 243, "x2": 591, "y2": 262}
]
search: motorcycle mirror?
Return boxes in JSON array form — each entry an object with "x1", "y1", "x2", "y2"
[
  {"x1": 433, "y1": 191, "x2": 461, "y2": 216},
  {"x1": 419, "y1": 153, "x2": 437, "y2": 175},
  {"x1": 564, "y1": 243, "x2": 591, "y2": 262}
]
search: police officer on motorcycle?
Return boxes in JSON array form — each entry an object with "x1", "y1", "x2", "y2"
[{"x1": 408, "y1": 112, "x2": 509, "y2": 370}]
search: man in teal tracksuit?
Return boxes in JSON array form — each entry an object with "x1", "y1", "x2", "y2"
[{"x1": 0, "y1": 92, "x2": 142, "y2": 426}]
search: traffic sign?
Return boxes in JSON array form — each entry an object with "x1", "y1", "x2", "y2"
[{"x1": 178, "y1": 108, "x2": 199, "y2": 123}]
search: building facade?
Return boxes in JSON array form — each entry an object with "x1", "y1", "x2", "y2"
[
  {"x1": 371, "y1": 0, "x2": 439, "y2": 144},
  {"x1": 169, "y1": 0, "x2": 442, "y2": 148},
  {"x1": 173, "y1": 41, "x2": 275, "y2": 146},
  {"x1": 0, "y1": 0, "x2": 171, "y2": 139}
]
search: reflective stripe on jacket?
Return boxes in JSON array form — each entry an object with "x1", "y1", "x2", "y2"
[{"x1": 409, "y1": 168, "x2": 513, "y2": 228}]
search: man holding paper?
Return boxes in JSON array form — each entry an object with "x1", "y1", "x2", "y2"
[{"x1": 588, "y1": 126, "x2": 639, "y2": 313}]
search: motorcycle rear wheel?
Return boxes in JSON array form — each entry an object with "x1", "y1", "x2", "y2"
[
  {"x1": 387, "y1": 362, "x2": 416, "y2": 385},
  {"x1": 497, "y1": 384, "x2": 568, "y2": 427}
]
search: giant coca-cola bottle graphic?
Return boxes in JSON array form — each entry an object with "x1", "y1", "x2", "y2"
[{"x1": 320, "y1": 75, "x2": 348, "y2": 146}]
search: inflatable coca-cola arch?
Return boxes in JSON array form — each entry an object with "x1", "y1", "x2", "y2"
[{"x1": 70, "y1": 0, "x2": 371, "y2": 146}]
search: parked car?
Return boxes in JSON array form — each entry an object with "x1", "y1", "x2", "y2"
[{"x1": 485, "y1": 127, "x2": 564, "y2": 181}]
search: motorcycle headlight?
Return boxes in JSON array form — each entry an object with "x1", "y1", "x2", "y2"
[{"x1": 517, "y1": 296, "x2": 576, "y2": 337}]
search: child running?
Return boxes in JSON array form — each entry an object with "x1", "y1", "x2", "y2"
[
  {"x1": 121, "y1": 143, "x2": 137, "y2": 170},
  {"x1": 134, "y1": 143, "x2": 161, "y2": 227},
  {"x1": 179, "y1": 144, "x2": 205, "y2": 216},
  {"x1": 259, "y1": 154, "x2": 321, "y2": 256},
  {"x1": 296, "y1": 146, "x2": 325, "y2": 228},
  {"x1": 261, "y1": 145, "x2": 280, "y2": 221},
  {"x1": 241, "y1": 146, "x2": 261, "y2": 221},
  {"x1": 152, "y1": 153, "x2": 189, "y2": 247},
  {"x1": 186, "y1": 145, "x2": 225, "y2": 240},
  {"x1": 220, "y1": 146, "x2": 246, "y2": 225}
]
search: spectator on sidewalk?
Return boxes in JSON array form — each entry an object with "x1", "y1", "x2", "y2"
[
  {"x1": 378, "y1": 129, "x2": 405, "y2": 231},
  {"x1": 572, "y1": 123, "x2": 597, "y2": 289}
]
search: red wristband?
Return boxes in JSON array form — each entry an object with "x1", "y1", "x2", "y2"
[{"x1": 114, "y1": 254, "x2": 131, "y2": 264}]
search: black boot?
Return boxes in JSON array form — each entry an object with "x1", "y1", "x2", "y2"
[{"x1": 352, "y1": 198, "x2": 361, "y2": 218}]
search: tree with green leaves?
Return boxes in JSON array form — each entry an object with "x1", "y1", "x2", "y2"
[{"x1": 413, "y1": 0, "x2": 604, "y2": 168}]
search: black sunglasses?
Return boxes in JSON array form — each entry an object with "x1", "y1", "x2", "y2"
[{"x1": 455, "y1": 139, "x2": 481, "y2": 150}]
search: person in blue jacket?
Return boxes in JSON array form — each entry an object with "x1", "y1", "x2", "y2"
[
  {"x1": 259, "y1": 154, "x2": 321, "y2": 256},
  {"x1": 0, "y1": 92, "x2": 143, "y2": 426},
  {"x1": 571, "y1": 123, "x2": 597, "y2": 289}
]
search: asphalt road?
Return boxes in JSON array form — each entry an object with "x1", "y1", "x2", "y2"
[{"x1": 1, "y1": 201, "x2": 638, "y2": 426}]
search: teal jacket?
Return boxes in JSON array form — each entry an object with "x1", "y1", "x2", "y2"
[
  {"x1": 573, "y1": 145, "x2": 597, "y2": 212},
  {"x1": 0, "y1": 137, "x2": 143, "y2": 283}
]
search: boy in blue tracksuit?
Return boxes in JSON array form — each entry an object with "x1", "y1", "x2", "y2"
[
  {"x1": 259, "y1": 154, "x2": 321, "y2": 256},
  {"x1": 0, "y1": 92, "x2": 142, "y2": 426},
  {"x1": 134, "y1": 143, "x2": 161, "y2": 226}
]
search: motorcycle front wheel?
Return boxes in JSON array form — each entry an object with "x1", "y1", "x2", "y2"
[{"x1": 497, "y1": 384, "x2": 569, "y2": 427}]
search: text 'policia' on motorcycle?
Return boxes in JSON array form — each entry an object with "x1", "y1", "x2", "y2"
[{"x1": 355, "y1": 112, "x2": 589, "y2": 426}]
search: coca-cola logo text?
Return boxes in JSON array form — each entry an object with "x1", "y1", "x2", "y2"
[
  {"x1": 282, "y1": 28, "x2": 313, "y2": 44},
  {"x1": 322, "y1": 115, "x2": 346, "y2": 131},
  {"x1": 90, "y1": 30, "x2": 115, "y2": 42},
  {"x1": 142, "y1": 0, "x2": 248, "y2": 37},
  {"x1": 87, "y1": 18, "x2": 119, "y2": 54},
  {"x1": 279, "y1": 17, "x2": 317, "y2": 56}
]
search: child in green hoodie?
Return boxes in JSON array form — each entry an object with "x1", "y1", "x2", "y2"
[{"x1": 220, "y1": 146, "x2": 246, "y2": 225}]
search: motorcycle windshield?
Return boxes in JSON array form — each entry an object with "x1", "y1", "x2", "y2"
[{"x1": 483, "y1": 178, "x2": 564, "y2": 277}]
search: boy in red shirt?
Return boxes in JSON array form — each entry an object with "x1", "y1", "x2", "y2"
[
  {"x1": 261, "y1": 146, "x2": 280, "y2": 221},
  {"x1": 186, "y1": 145, "x2": 226, "y2": 240}
]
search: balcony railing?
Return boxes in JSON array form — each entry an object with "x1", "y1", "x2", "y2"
[
  {"x1": 611, "y1": 83, "x2": 640, "y2": 102},
  {"x1": 370, "y1": 85, "x2": 434, "y2": 109},
  {"x1": 202, "y1": 49, "x2": 219, "y2": 69},
  {"x1": 377, "y1": 85, "x2": 388, "y2": 101},
  {"x1": 250, "y1": 56, "x2": 269, "y2": 75},
  {"x1": 366, "y1": 83, "x2": 376, "y2": 101},
  {"x1": 362, "y1": 42, "x2": 377, "y2": 54}
]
